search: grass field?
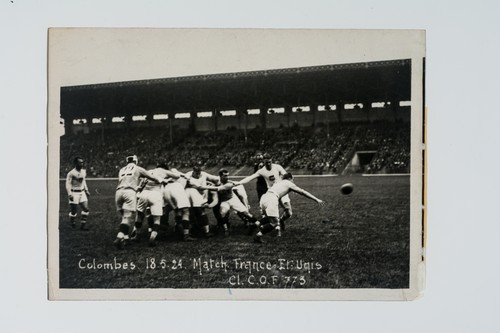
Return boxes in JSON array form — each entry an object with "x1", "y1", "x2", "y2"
[{"x1": 58, "y1": 175, "x2": 410, "y2": 289}]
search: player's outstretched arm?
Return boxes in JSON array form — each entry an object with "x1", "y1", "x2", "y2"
[
  {"x1": 164, "y1": 169, "x2": 181, "y2": 179},
  {"x1": 195, "y1": 183, "x2": 233, "y2": 192},
  {"x1": 293, "y1": 187, "x2": 325, "y2": 205},
  {"x1": 205, "y1": 173, "x2": 220, "y2": 184},
  {"x1": 238, "y1": 173, "x2": 259, "y2": 185},
  {"x1": 139, "y1": 167, "x2": 163, "y2": 183}
]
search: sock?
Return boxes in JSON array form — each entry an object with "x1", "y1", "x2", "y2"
[
  {"x1": 201, "y1": 213, "x2": 209, "y2": 226},
  {"x1": 118, "y1": 223, "x2": 129, "y2": 236},
  {"x1": 160, "y1": 212, "x2": 169, "y2": 225},
  {"x1": 134, "y1": 221, "x2": 142, "y2": 229},
  {"x1": 222, "y1": 214, "x2": 230, "y2": 226},
  {"x1": 182, "y1": 219, "x2": 190, "y2": 231},
  {"x1": 203, "y1": 224, "x2": 210, "y2": 234},
  {"x1": 237, "y1": 212, "x2": 250, "y2": 224},
  {"x1": 259, "y1": 216, "x2": 270, "y2": 225},
  {"x1": 247, "y1": 215, "x2": 258, "y2": 227},
  {"x1": 151, "y1": 222, "x2": 159, "y2": 239},
  {"x1": 275, "y1": 224, "x2": 281, "y2": 236},
  {"x1": 69, "y1": 212, "x2": 77, "y2": 225},
  {"x1": 280, "y1": 211, "x2": 291, "y2": 223},
  {"x1": 81, "y1": 211, "x2": 89, "y2": 224},
  {"x1": 260, "y1": 223, "x2": 275, "y2": 235}
]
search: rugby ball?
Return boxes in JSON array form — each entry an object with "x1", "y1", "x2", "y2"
[{"x1": 340, "y1": 183, "x2": 354, "y2": 195}]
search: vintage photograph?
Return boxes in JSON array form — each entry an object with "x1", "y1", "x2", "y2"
[{"x1": 48, "y1": 29, "x2": 425, "y2": 300}]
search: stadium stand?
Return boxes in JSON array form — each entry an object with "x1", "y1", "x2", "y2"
[{"x1": 60, "y1": 121, "x2": 410, "y2": 177}]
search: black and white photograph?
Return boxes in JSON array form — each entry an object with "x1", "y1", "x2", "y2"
[{"x1": 47, "y1": 28, "x2": 425, "y2": 300}]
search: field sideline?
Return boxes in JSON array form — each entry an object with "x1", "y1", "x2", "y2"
[{"x1": 58, "y1": 175, "x2": 410, "y2": 289}]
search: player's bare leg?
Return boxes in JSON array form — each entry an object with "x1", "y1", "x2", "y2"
[{"x1": 79, "y1": 201, "x2": 90, "y2": 231}]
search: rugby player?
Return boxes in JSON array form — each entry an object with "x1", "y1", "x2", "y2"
[
  {"x1": 65, "y1": 157, "x2": 91, "y2": 230},
  {"x1": 113, "y1": 155, "x2": 165, "y2": 249},
  {"x1": 237, "y1": 153, "x2": 293, "y2": 233},
  {"x1": 163, "y1": 168, "x2": 197, "y2": 242},
  {"x1": 184, "y1": 163, "x2": 220, "y2": 238},
  {"x1": 132, "y1": 162, "x2": 183, "y2": 247},
  {"x1": 213, "y1": 169, "x2": 260, "y2": 236},
  {"x1": 238, "y1": 173, "x2": 324, "y2": 243}
]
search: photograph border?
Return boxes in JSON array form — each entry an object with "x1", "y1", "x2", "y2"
[{"x1": 47, "y1": 28, "x2": 425, "y2": 300}]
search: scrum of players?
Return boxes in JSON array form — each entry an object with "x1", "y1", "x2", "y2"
[{"x1": 66, "y1": 153, "x2": 324, "y2": 249}]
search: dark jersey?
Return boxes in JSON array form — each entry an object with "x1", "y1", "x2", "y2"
[
  {"x1": 218, "y1": 182, "x2": 235, "y2": 202},
  {"x1": 254, "y1": 162, "x2": 267, "y2": 193}
]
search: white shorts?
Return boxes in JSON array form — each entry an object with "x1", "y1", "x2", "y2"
[
  {"x1": 280, "y1": 194, "x2": 291, "y2": 205},
  {"x1": 185, "y1": 187, "x2": 207, "y2": 207},
  {"x1": 115, "y1": 189, "x2": 137, "y2": 212},
  {"x1": 164, "y1": 182, "x2": 190, "y2": 210},
  {"x1": 260, "y1": 192, "x2": 280, "y2": 218},
  {"x1": 220, "y1": 196, "x2": 248, "y2": 215},
  {"x1": 137, "y1": 190, "x2": 163, "y2": 216},
  {"x1": 69, "y1": 190, "x2": 88, "y2": 205}
]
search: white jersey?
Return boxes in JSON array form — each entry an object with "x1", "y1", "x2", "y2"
[
  {"x1": 256, "y1": 164, "x2": 287, "y2": 187},
  {"x1": 66, "y1": 168, "x2": 88, "y2": 194},
  {"x1": 267, "y1": 180, "x2": 300, "y2": 199},
  {"x1": 116, "y1": 163, "x2": 150, "y2": 191},
  {"x1": 143, "y1": 168, "x2": 170, "y2": 192}
]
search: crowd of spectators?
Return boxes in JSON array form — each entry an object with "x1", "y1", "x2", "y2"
[
  {"x1": 60, "y1": 122, "x2": 410, "y2": 177},
  {"x1": 362, "y1": 124, "x2": 411, "y2": 174}
]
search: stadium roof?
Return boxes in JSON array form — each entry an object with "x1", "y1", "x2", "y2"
[{"x1": 60, "y1": 59, "x2": 411, "y2": 120}]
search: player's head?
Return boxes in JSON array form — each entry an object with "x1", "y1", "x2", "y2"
[
  {"x1": 282, "y1": 172, "x2": 294, "y2": 181},
  {"x1": 263, "y1": 153, "x2": 272, "y2": 169},
  {"x1": 192, "y1": 161, "x2": 203, "y2": 177},
  {"x1": 126, "y1": 155, "x2": 138, "y2": 164},
  {"x1": 73, "y1": 157, "x2": 84, "y2": 169},
  {"x1": 256, "y1": 152, "x2": 263, "y2": 160},
  {"x1": 219, "y1": 169, "x2": 229, "y2": 183}
]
